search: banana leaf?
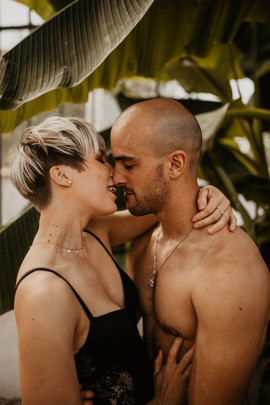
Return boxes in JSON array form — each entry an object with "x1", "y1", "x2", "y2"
[
  {"x1": 1, "y1": 0, "x2": 270, "y2": 132},
  {"x1": 0, "y1": 205, "x2": 39, "y2": 315},
  {"x1": 0, "y1": 0, "x2": 155, "y2": 111}
]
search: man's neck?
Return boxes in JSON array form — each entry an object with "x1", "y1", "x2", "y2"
[{"x1": 156, "y1": 185, "x2": 199, "y2": 239}]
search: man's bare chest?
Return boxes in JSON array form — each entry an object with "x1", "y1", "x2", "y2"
[{"x1": 136, "y1": 251, "x2": 197, "y2": 341}]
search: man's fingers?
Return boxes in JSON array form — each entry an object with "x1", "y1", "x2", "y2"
[
  {"x1": 154, "y1": 349, "x2": 164, "y2": 377},
  {"x1": 166, "y1": 337, "x2": 183, "y2": 364}
]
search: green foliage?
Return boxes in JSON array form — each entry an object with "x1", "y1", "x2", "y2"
[
  {"x1": 1, "y1": 0, "x2": 270, "y2": 132},
  {"x1": 0, "y1": 1, "x2": 269, "y2": 401},
  {"x1": 0, "y1": 205, "x2": 39, "y2": 314}
]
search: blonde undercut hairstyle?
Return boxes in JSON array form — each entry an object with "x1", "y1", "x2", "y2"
[{"x1": 10, "y1": 116, "x2": 105, "y2": 209}]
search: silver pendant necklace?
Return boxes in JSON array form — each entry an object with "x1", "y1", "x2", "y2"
[{"x1": 149, "y1": 225, "x2": 193, "y2": 287}]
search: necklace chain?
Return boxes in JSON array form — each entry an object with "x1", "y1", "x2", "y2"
[
  {"x1": 31, "y1": 241, "x2": 83, "y2": 254},
  {"x1": 149, "y1": 225, "x2": 193, "y2": 287}
]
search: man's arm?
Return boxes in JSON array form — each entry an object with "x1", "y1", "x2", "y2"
[{"x1": 188, "y1": 248, "x2": 270, "y2": 405}]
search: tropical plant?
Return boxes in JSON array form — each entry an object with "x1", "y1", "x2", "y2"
[
  {"x1": 1, "y1": 0, "x2": 269, "y2": 309},
  {"x1": 0, "y1": 0, "x2": 269, "y2": 402}
]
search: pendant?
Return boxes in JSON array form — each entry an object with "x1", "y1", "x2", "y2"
[{"x1": 149, "y1": 277, "x2": 156, "y2": 287}]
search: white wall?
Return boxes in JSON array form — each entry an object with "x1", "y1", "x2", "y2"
[{"x1": 0, "y1": 310, "x2": 20, "y2": 398}]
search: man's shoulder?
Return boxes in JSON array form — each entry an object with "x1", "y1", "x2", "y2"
[
  {"x1": 197, "y1": 226, "x2": 264, "y2": 266},
  {"x1": 193, "y1": 226, "x2": 269, "y2": 296}
]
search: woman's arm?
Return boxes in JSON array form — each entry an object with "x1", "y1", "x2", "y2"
[
  {"x1": 15, "y1": 273, "x2": 81, "y2": 405},
  {"x1": 86, "y1": 185, "x2": 237, "y2": 246}
]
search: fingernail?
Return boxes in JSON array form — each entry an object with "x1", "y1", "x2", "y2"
[{"x1": 209, "y1": 228, "x2": 214, "y2": 233}]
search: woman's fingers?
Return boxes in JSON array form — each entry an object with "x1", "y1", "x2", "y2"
[
  {"x1": 80, "y1": 388, "x2": 94, "y2": 404},
  {"x1": 182, "y1": 361, "x2": 193, "y2": 379},
  {"x1": 177, "y1": 345, "x2": 194, "y2": 374},
  {"x1": 193, "y1": 206, "x2": 237, "y2": 234},
  {"x1": 229, "y1": 211, "x2": 237, "y2": 232},
  {"x1": 154, "y1": 349, "x2": 164, "y2": 377},
  {"x1": 196, "y1": 187, "x2": 210, "y2": 211},
  {"x1": 166, "y1": 337, "x2": 183, "y2": 365}
]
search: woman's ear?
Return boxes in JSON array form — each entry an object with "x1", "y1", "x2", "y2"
[
  {"x1": 49, "y1": 166, "x2": 72, "y2": 186},
  {"x1": 168, "y1": 150, "x2": 186, "y2": 179}
]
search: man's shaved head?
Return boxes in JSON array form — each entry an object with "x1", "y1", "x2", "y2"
[{"x1": 114, "y1": 98, "x2": 202, "y2": 173}]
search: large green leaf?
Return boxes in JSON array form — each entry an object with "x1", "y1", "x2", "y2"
[
  {"x1": 162, "y1": 45, "x2": 241, "y2": 102},
  {"x1": 1, "y1": 0, "x2": 270, "y2": 132},
  {"x1": 0, "y1": 0, "x2": 155, "y2": 111},
  {"x1": 0, "y1": 205, "x2": 39, "y2": 315}
]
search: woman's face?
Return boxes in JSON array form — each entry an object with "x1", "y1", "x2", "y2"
[{"x1": 69, "y1": 148, "x2": 117, "y2": 217}]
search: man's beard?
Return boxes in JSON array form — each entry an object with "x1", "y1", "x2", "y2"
[{"x1": 125, "y1": 163, "x2": 169, "y2": 216}]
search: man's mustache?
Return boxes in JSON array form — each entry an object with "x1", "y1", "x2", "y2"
[{"x1": 118, "y1": 186, "x2": 135, "y2": 194}]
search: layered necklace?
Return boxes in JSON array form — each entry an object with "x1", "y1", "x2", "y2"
[
  {"x1": 31, "y1": 241, "x2": 83, "y2": 254},
  {"x1": 149, "y1": 225, "x2": 193, "y2": 287}
]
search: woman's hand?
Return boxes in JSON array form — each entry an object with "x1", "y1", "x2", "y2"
[
  {"x1": 149, "y1": 338, "x2": 194, "y2": 405},
  {"x1": 193, "y1": 185, "x2": 237, "y2": 234},
  {"x1": 79, "y1": 384, "x2": 94, "y2": 404}
]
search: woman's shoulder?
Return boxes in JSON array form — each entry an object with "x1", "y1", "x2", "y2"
[{"x1": 15, "y1": 266, "x2": 79, "y2": 322}]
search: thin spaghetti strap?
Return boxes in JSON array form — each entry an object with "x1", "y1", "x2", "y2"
[
  {"x1": 15, "y1": 268, "x2": 93, "y2": 320},
  {"x1": 83, "y1": 229, "x2": 116, "y2": 263}
]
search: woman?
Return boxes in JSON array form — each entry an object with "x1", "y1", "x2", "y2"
[{"x1": 11, "y1": 116, "x2": 234, "y2": 405}]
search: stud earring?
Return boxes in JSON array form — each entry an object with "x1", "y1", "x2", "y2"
[{"x1": 65, "y1": 179, "x2": 72, "y2": 185}]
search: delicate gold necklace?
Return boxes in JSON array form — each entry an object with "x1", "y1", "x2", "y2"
[
  {"x1": 149, "y1": 225, "x2": 193, "y2": 287},
  {"x1": 31, "y1": 241, "x2": 83, "y2": 254}
]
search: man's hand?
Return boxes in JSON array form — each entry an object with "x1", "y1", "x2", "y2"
[
  {"x1": 193, "y1": 185, "x2": 236, "y2": 234},
  {"x1": 151, "y1": 338, "x2": 194, "y2": 405}
]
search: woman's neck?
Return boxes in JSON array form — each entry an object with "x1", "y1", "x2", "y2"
[{"x1": 34, "y1": 206, "x2": 92, "y2": 251}]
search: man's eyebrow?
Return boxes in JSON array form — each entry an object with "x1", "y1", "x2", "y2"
[{"x1": 114, "y1": 155, "x2": 139, "y2": 161}]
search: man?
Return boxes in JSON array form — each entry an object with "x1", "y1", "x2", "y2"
[{"x1": 110, "y1": 98, "x2": 270, "y2": 404}]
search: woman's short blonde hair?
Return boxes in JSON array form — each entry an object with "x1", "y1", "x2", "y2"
[{"x1": 10, "y1": 116, "x2": 105, "y2": 209}]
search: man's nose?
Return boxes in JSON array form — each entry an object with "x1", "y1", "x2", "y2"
[{"x1": 113, "y1": 167, "x2": 127, "y2": 186}]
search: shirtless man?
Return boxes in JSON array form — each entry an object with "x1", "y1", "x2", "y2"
[{"x1": 110, "y1": 98, "x2": 270, "y2": 404}]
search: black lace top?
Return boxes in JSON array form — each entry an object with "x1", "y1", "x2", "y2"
[{"x1": 15, "y1": 230, "x2": 153, "y2": 405}]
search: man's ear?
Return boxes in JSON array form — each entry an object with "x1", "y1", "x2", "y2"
[
  {"x1": 168, "y1": 150, "x2": 186, "y2": 179},
  {"x1": 49, "y1": 166, "x2": 72, "y2": 186}
]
